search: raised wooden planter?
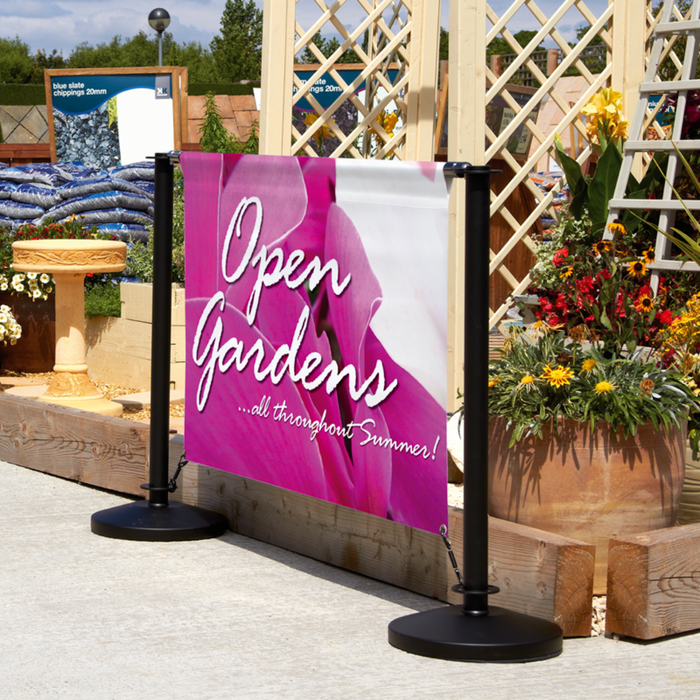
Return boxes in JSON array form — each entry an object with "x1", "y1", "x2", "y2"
[
  {"x1": 85, "y1": 282, "x2": 185, "y2": 390},
  {"x1": 0, "y1": 392, "x2": 595, "y2": 637}
]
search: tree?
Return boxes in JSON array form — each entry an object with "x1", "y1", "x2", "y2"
[
  {"x1": 210, "y1": 0, "x2": 263, "y2": 82},
  {"x1": 67, "y1": 32, "x2": 216, "y2": 81},
  {"x1": 0, "y1": 37, "x2": 34, "y2": 84},
  {"x1": 439, "y1": 27, "x2": 449, "y2": 63},
  {"x1": 487, "y1": 30, "x2": 543, "y2": 57}
]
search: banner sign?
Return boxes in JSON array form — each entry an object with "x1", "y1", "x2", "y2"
[
  {"x1": 293, "y1": 68, "x2": 401, "y2": 111},
  {"x1": 45, "y1": 68, "x2": 185, "y2": 170},
  {"x1": 181, "y1": 154, "x2": 449, "y2": 534}
]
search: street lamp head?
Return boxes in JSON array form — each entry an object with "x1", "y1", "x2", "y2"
[{"x1": 148, "y1": 8, "x2": 171, "y2": 33}]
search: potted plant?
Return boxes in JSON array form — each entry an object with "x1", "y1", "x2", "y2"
[
  {"x1": 486, "y1": 324, "x2": 696, "y2": 592},
  {"x1": 482, "y1": 89, "x2": 700, "y2": 592}
]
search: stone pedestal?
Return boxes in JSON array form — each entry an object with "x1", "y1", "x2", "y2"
[{"x1": 12, "y1": 239, "x2": 127, "y2": 416}]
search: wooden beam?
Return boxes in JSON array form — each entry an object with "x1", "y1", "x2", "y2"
[
  {"x1": 446, "y1": 509, "x2": 595, "y2": 637},
  {"x1": 0, "y1": 143, "x2": 51, "y2": 166},
  {"x1": 607, "y1": 524, "x2": 700, "y2": 640},
  {"x1": 0, "y1": 393, "x2": 148, "y2": 496},
  {"x1": 165, "y1": 435, "x2": 447, "y2": 601}
]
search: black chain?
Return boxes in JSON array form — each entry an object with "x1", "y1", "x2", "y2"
[
  {"x1": 168, "y1": 452, "x2": 188, "y2": 493},
  {"x1": 440, "y1": 524, "x2": 464, "y2": 587}
]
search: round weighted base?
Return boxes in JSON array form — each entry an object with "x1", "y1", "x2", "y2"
[
  {"x1": 388, "y1": 604, "x2": 563, "y2": 663},
  {"x1": 91, "y1": 500, "x2": 228, "y2": 541}
]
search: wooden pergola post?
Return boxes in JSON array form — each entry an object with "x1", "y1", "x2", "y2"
[
  {"x1": 447, "y1": 0, "x2": 486, "y2": 411},
  {"x1": 259, "y1": 0, "x2": 295, "y2": 156}
]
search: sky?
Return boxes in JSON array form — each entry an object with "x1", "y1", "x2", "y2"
[{"x1": 1, "y1": 0, "x2": 610, "y2": 57}]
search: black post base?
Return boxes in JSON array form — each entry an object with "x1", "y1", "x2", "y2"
[
  {"x1": 91, "y1": 500, "x2": 229, "y2": 542},
  {"x1": 389, "y1": 604, "x2": 563, "y2": 663}
]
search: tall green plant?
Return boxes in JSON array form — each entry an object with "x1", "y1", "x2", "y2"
[
  {"x1": 199, "y1": 92, "x2": 259, "y2": 155},
  {"x1": 553, "y1": 88, "x2": 644, "y2": 235}
]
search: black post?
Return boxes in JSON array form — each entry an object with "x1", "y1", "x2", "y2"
[
  {"x1": 148, "y1": 153, "x2": 175, "y2": 508},
  {"x1": 388, "y1": 163, "x2": 563, "y2": 662},
  {"x1": 91, "y1": 152, "x2": 228, "y2": 541},
  {"x1": 462, "y1": 166, "x2": 491, "y2": 617}
]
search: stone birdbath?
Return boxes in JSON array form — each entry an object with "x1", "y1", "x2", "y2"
[{"x1": 12, "y1": 239, "x2": 127, "y2": 417}]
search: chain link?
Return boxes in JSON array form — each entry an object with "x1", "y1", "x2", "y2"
[{"x1": 168, "y1": 452, "x2": 188, "y2": 493}]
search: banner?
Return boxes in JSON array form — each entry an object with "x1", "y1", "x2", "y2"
[{"x1": 181, "y1": 154, "x2": 449, "y2": 533}]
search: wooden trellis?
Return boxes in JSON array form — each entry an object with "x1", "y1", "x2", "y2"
[
  {"x1": 259, "y1": 0, "x2": 655, "y2": 409},
  {"x1": 607, "y1": 0, "x2": 700, "y2": 294},
  {"x1": 260, "y1": 0, "x2": 441, "y2": 161}
]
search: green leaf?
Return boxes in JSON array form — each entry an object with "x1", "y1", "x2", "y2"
[
  {"x1": 553, "y1": 143, "x2": 584, "y2": 200},
  {"x1": 588, "y1": 143, "x2": 623, "y2": 226}
]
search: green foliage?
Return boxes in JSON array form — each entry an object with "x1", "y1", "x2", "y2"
[
  {"x1": 486, "y1": 30, "x2": 543, "y2": 57},
  {"x1": 485, "y1": 326, "x2": 697, "y2": 447},
  {"x1": 297, "y1": 30, "x2": 369, "y2": 65},
  {"x1": 439, "y1": 28, "x2": 449, "y2": 63},
  {"x1": 84, "y1": 280, "x2": 121, "y2": 318},
  {"x1": 0, "y1": 83, "x2": 46, "y2": 105},
  {"x1": 125, "y1": 168, "x2": 186, "y2": 285},
  {"x1": 189, "y1": 82, "x2": 258, "y2": 96},
  {"x1": 553, "y1": 134, "x2": 631, "y2": 236},
  {"x1": 199, "y1": 93, "x2": 259, "y2": 155},
  {"x1": 0, "y1": 37, "x2": 35, "y2": 84},
  {"x1": 210, "y1": 0, "x2": 264, "y2": 83}
]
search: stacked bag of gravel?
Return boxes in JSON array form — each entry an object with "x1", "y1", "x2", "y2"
[{"x1": 0, "y1": 161, "x2": 155, "y2": 242}]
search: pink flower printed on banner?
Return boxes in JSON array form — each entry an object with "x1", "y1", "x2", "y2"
[{"x1": 182, "y1": 152, "x2": 446, "y2": 533}]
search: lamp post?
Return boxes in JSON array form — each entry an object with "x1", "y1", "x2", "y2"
[{"x1": 148, "y1": 8, "x2": 171, "y2": 66}]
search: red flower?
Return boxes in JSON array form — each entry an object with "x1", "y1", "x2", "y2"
[
  {"x1": 575, "y1": 275, "x2": 596, "y2": 294},
  {"x1": 551, "y1": 247, "x2": 569, "y2": 268},
  {"x1": 658, "y1": 309, "x2": 674, "y2": 326}
]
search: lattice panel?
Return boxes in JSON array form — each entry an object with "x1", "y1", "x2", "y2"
[
  {"x1": 485, "y1": 0, "x2": 651, "y2": 328},
  {"x1": 291, "y1": 0, "x2": 413, "y2": 159},
  {"x1": 638, "y1": 2, "x2": 698, "y2": 156}
]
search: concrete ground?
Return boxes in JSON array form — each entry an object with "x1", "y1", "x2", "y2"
[{"x1": 2, "y1": 460, "x2": 700, "y2": 700}]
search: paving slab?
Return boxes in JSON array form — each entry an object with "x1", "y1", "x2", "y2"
[
  {"x1": 0, "y1": 376, "x2": 49, "y2": 387},
  {"x1": 1, "y1": 460, "x2": 700, "y2": 700},
  {"x1": 3, "y1": 384, "x2": 49, "y2": 397},
  {"x1": 113, "y1": 389, "x2": 185, "y2": 410}
]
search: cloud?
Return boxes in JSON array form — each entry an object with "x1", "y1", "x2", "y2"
[{"x1": 0, "y1": 1, "x2": 70, "y2": 19}]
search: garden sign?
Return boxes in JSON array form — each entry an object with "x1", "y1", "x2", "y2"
[
  {"x1": 181, "y1": 153, "x2": 449, "y2": 534},
  {"x1": 45, "y1": 67, "x2": 187, "y2": 170}
]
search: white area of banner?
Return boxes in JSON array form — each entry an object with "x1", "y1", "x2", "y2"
[
  {"x1": 116, "y1": 88, "x2": 174, "y2": 165},
  {"x1": 335, "y1": 161, "x2": 449, "y2": 408}
]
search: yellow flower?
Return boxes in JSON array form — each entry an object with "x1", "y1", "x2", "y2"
[
  {"x1": 607, "y1": 221, "x2": 626, "y2": 236},
  {"x1": 581, "y1": 358, "x2": 596, "y2": 373},
  {"x1": 488, "y1": 378, "x2": 501, "y2": 388},
  {"x1": 635, "y1": 294, "x2": 654, "y2": 313},
  {"x1": 541, "y1": 364, "x2": 575, "y2": 388},
  {"x1": 643, "y1": 247, "x2": 655, "y2": 264},
  {"x1": 640, "y1": 378, "x2": 654, "y2": 397},
  {"x1": 592, "y1": 240, "x2": 614, "y2": 255},
  {"x1": 304, "y1": 112, "x2": 332, "y2": 148},
  {"x1": 372, "y1": 110, "x2": 399, "y2": 138},
  {"x1": 559, "y1": 266, "x2": 574, "y2": 279},
  {"x1": 581, "y1": 88, "x2": 628, "y2": 145},
  {"x1": 595, "y1": 381, "x2": 615, "y2": 393},
  {"x1": 627, "y1": 260, "x2": 648, "y2": 279}
]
